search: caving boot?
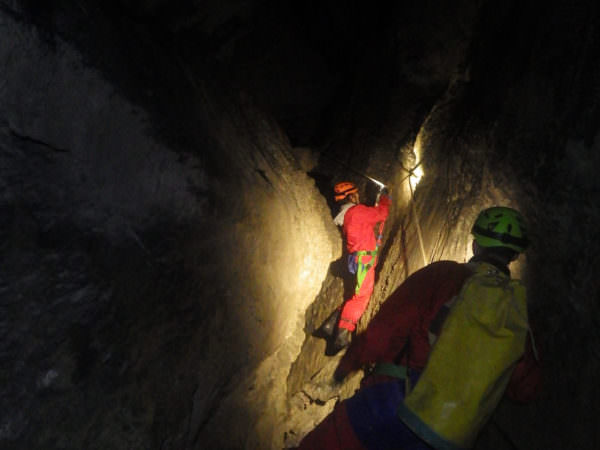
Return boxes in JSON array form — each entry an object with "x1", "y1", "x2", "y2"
[
  {"x1": 312, "y1": 308, "x2": 341, "y2": 339},
  {"x1": 326, "y1": 327, "x2": 351, "y2": 356}
]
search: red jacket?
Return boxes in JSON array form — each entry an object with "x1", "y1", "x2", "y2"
[
  {"x1": 343, "y1": 195, "x2": 391, "y2": 253},
  {"x1": 337, "y1": 260, "x2": 542, "y2": 403}
]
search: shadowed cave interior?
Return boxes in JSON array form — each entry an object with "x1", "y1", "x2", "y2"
[{"x1": 1, "y1": 1, "x2": 599, "y2": 449}]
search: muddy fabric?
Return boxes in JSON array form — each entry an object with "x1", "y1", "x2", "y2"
[
  {"x1": 337, "y1": 195, "x2": 390, "y2": 331},
  {"x1": 346, "y1": 375, "x2": 432, "y2": 450},
  {"x1": 337, "y1": 261, "x2": 474, "y2": 372},
  {"x1": 399, "y1": 262, "x2": 530, "y2": 449},
  {"x1": 342, "y1": 195, "x2": 390, "y2": 253},
  {"x1": 339, "y1": 253, "x2": 377, "y2": 331},
  {"x1": 334, "y1": 202, "x2": 355, "y2": 226},
  {"x1": 297, "y1": 399, "x2": 367, "y2": 450}
]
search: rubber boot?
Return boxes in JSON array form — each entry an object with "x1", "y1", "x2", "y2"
[{"x1": 312, "y1": 308, "x2": 341, "y2": 339}]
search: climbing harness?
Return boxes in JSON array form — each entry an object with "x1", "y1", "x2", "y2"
[
  {"x1": 353, "y1": 250, "x2": 378, "y2": 294},
  {"x1": 372, "y1": 362, "x2": 408, "y2": 379},
  {"x1": 350, "y1": 213, "x2": 386, "y2": 294}
]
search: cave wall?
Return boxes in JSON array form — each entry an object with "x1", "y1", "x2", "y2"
[
  {"x1": 284, "y1": 1, "x2": 600, "y2": 448},
  {"x1": 1, "y1": 4, "x2": 339, "y2": 449},
  {"x1": 0, "y1": 12, "x2": 208, "y2": 448},
  {"x1": 1, "y1": 1, "x2": 600, "y2": 449}
]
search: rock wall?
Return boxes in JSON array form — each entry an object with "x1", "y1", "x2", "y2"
[
  {"x1": 1, "y1": 6, "x2": 339, "y2": 449},
  {"x1": 2, "y1": 1, "x2": 600, "y2": 449}
]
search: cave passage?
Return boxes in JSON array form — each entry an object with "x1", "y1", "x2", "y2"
[{"x1": 1, "y1": 1, "x2": 600, "y2": 450}]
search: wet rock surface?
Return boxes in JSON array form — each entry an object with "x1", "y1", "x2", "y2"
[{"x1": 1, "y1": 1, "x2": 600, "y2": 449}]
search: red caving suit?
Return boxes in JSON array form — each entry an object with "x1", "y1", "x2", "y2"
[
  {"x1": 338, "y1": 194, "x2": 391, "y2": 332},
  {"x1": 298, "y1": 260, "x2": 542, "y2": 450}
]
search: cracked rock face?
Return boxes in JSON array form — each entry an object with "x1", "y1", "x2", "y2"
[{"x1": 2, "y1": 1, "x2": 600, "y2": 449}]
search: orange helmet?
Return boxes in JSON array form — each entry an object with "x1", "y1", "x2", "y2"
[{"x1": 334, "y1": 181, "x2": 358, "y2": 202}]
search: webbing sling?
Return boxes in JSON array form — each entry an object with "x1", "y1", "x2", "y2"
[
  {"x1": 372, "y1": 362, "x2": 408, "y2": 379},
  {"x1": 353, "y1": 217, "x2": 385, "y2": 293},
  {"x1": 355, "y1": 250, "x2": 378, "y2": 293}
]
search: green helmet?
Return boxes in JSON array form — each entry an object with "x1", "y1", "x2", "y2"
[{"x1": 471, "y1": 206, "x2": 529, "y2": 253}]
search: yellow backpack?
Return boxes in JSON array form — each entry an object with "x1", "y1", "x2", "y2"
[{"x1": 397, "y1": 262, "x2": 530, "y2": 450}]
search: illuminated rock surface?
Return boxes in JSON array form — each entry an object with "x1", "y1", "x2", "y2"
[{"x1": 1, "y1": 1, "x2": 599, "y2": 449}]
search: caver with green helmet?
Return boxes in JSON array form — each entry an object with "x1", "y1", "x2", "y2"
[
  {"x1": 472, "y1": 206, "x2": 529, "y2": 252},
  {"x1": 394, "y1": 206, "x2": 536, "y2": 450},
  {"x1": 470, "y1": 206, "x2": 529, "y2": 272}
]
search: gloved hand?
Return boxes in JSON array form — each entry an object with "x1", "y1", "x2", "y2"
[{"x1": 375, "y1": 187, "x2": 390, "y2": 206}]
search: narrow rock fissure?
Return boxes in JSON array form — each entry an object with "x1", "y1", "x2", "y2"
[{"x1": 1, "y1": 1, "x2": 600, "y2": 449}]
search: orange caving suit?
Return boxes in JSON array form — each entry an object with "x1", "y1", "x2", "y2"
[{"x1": 338, "y1": 194, "x2": 391, "y2": 332}]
